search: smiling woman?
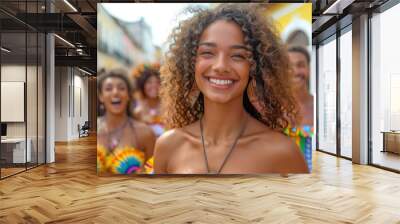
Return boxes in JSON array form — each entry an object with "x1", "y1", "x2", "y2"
[
  {"x1": 154, "y1": 4, "x2": 308, "y2": 174},
  {"x1": 97, "y1": 70, "x2": 156, "y2": 174}
]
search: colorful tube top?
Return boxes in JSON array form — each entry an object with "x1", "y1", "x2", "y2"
[
  {"x1": 148, "y1": 115, "x2": 165, "y2": 137},
  {"x1": 283, "y1": 125, "x2": 314, "y2": 171},
  {"x1": 97, "y1": 145, "x2": 145, "y2": 174}
]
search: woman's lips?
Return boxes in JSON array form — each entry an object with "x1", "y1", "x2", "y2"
[{"x1": 293, "y1": 74, "x2": 305, "y2": 81}]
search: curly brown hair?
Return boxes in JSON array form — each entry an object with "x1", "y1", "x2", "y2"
[
  {"x1": 160, "y1": 3, "x2": 298, "y2": 131},
  {"x1": 134, "y1": 64, "x2": 160, "y2": 98}
]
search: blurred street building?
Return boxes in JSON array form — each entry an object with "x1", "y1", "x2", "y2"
[{"x1": 97, "y1": 5, "x2": 155, "y2": 73}]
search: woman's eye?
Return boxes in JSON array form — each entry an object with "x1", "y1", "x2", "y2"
[
  {"x1": 231, "y1": 54, "x2": 246, "y2": 60},
  {"x1": 117, "y1": 85, "x2": 127, "y2": 91},
  {"x1": 199, "y1": 51, "x2": 214, "y2": 57}
]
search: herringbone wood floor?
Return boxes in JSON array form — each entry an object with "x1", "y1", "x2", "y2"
[{"x1": 0, "y1": 135, "x2": 399, "y2": 224}]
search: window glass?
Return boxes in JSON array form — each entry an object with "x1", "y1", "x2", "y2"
[
  {"x1": 371, "y1": 3, "x2": 400, "y2": 171},
  {"x1": 340, "y1": 29, "x2": 352, "y2": 158},
  {"x1": 317, "y1": 36, "x2": 337, "y2": 154}
]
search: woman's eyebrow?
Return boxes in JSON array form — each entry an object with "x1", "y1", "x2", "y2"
[
  {"x1": 198, "y1": 42, "x2": 216, "y2": 47},
  {"x1": 230, "y1": 44, "x2": 251, "y2": 51},
  {"x1": 198, "y1": 42, "x2": 251, "y2": 52}
]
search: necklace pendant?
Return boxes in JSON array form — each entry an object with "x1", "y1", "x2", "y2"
[{"x1": 110, "y1": 138, "x2": 118, "y2": 149}]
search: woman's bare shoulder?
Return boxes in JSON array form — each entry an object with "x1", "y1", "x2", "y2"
[
  {"x1": 155, "y1": 128, "x2": 188, "y2": 153},
  {"x1": 154, "y1": 127, "x2": 188, "y2": 173},
  {"x1": 160, "y1": 121, "x2": 200, "y2": 141},
  {"x1": 155, "y1": 122, "x2": 200, "y2": 154},
  {"x1": 247, "y1": 118, "x2": 308, "y2": 173},
  {"x1": 247, "y1": 117, "x2": 294, "y2": 148},
  {"x1": 157, "y1": 128, "x2": 183, "y2": 144},
  {"x1": 252, "y1": 127, "x2": 295, "y2": 153}
]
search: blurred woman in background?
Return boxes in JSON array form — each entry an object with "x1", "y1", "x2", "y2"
[
  {"x1": 97, "y1": 69, "x2": 155, "y2": 174},
  {"x1": 284, "y1": 46, "x2": 314, "y2": 172},
  {"x1": 287, "y1": 46, "x2": 313, "y2": 127},
  {"x1": 132, "y1": 64, "x2": 165, "y2": 137}
]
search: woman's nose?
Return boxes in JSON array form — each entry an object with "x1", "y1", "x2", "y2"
[
  {"x1": 111, "y1": 87, "x2": 119, "y2": 95},
  {"x1": 212, "y1": 53, "x2": 230, "y2": 74}
]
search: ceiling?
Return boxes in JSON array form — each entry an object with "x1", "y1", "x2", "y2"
[
  {"x1": 0, "y1": 0, "x2": 98, "y2": 73},
  {"x1": 0, "y1": 0, "x2": 395, "y2": 73},
  {"x1": 312, "y1": 0, "x2": 390, "y2": 43}
]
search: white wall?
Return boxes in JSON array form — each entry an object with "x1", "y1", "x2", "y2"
[
  {"x1": 1, "y1": 65, "x2": 33, "y2": 137},
  {"x1": 1, "y1": 65, "x2": 26, "y2": 141},
  {"x1": 1, "y1": 64, "x2": 46, "y2": 164},
  {"x1": 54, "y1": 67, "x2": 89, "y2": 141}
]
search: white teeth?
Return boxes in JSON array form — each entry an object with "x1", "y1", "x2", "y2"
[
  {"x1": 209, "y1": 78, "x2": 233, "y2": 85},
  {"x1": 111, "y1": 98, "x2": 121, "y2": 103}
]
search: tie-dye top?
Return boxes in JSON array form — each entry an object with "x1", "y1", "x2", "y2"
[
  {"x1": 97, "y1": 145, "x2": 145, "y2": 174},
  {"x1": 97, "y1": 117, "x2": 153, "y2": 174}
]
